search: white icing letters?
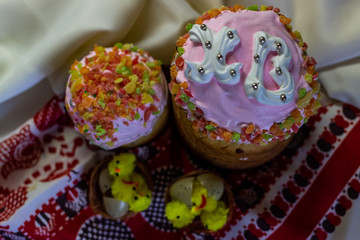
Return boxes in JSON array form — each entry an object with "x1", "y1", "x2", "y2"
[
  {"x1": 244, "y1": 31, "x2": 295, "y2": 105},
  {"x1": 185, "y1": 24, "x2": 243, "y2": 85}
]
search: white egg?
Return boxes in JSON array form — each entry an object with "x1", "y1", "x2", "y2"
[
  {"x1": 169, "y1": 176, "x2": 194, "y2": 208},
  {"x1": 98, "y1": 168, "x2": 114, "y2": 194},
  {"x1": 197, "y1": 173, "x2": 224, "y2": 201},
  {"x1": 103, "y1": 196, "x2": 129, "y2": 218}
]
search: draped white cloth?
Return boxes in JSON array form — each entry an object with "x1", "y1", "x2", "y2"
[{"x1": 1, "y1": 0, "x2": 360, "y2": 137}]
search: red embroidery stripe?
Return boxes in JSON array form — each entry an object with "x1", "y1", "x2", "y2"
[{"x1": 268, "y1": 121, "x2": 360, "y2": 240}]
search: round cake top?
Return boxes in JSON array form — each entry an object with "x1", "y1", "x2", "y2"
[
  {"x1": 170, "y1": 5, "x2": 321, "y2": 145},
  {"x1": 65, "y1": 43, "x2": 168, "y2": 150}
]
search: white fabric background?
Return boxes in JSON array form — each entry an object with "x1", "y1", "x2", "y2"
[{"x1": 1, "y1": 0, "x2": 360, "y2": 136}]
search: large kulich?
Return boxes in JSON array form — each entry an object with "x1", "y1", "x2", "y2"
[{"x1": 169, "y1": 5, "x2": 321, "y2": 169}]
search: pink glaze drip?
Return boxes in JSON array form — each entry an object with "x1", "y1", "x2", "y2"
[{"x1": 177, "y1": 10, "x2": 310, "y2": 132}]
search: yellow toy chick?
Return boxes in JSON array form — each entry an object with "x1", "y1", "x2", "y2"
[
  {"x1": 191, "y1": 179, "x2": 217, "y2": 216},
  {"x1": 129, "y1": 190, "x2": 152, "y2": 212},
  {"x1": 131, "y1": 171, "x2": 148, "y2": 195},
  {"x1": 165, "y1": 200, "x2": 195, "y2": 228},
  {"x1": 108, "y1": 153, "x2": 136, "y2": 180},
  {"x1": 111, "y1": 177, "x2": 135, "y2": 203},
  {"x1": 200, "y1": 201, "x2": 229, "y2": 231}
]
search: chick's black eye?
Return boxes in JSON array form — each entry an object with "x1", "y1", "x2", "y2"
[
  {"x1": 176, "y1": 216, "x2": 180, "y2": 219},
  {"x1": 146, "y1": 194, "x2": 150, "y2": 198},
  {"x1": 133, "y1": 187, "x2": 136, "y2": 191},
  {"x1": 134, "y1": 196, "x2": 138, "y2": 200},
  {"x1": 192, "y1": 202, "x2": 196, "y2": 206},
  {"x1": 116, "y1": 160, "x2": 120, "y2": 164},
  {"x1": 115, "y1": 173, "x2": 119, "y2": 176}
]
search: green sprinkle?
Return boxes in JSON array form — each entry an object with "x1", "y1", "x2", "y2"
[
  {"x1": 287, "y1": 116, "x2": 295, "y2": 123},
  {"x1": 186, "y1": 23, "x2": 193, "y2": 31},
  {"x1": 246, "y1": 5, "x2": 258, "y2": 11},
  {"x1": 131, "y1": 46, "x2": 138, "y2": 52},
  {"x1": 298, "y1": 88, "x2": 307, "y2": 99},
  {"x1": 143, "y1": 71, "x2": 150, "y2": 82},
  {"x1": 187, "y1": 102, "x2": 196, "y2": 110},
  {"x1": 232, "y1": 132, "x2": 241, "y2": 142},
  {"x1": 146, "y1": 62, "x2": 157, "y2": 68},
  {"x1": 303, "y1": 118, "x2": 309, "y2": 124},
  {"x1": 93, "y1": 94, "x2": 96, "y2": 98},
  {"x1": 134, "y1": 112, "x2": 140, "y2": 120},
  {"x1": 180, "y1": 92, "x2": 190, "y2": 103},
  {"x1": 148, "y1": 89, "x2": 155, "y2": 95},
  {"x1": 262, "y1": 133, "x2": 273, "y2": 141},
  {"x1": 152, "y1": 110, "x2": 160, "y2": 115},
  {"x1": 294, "y1": 31, "x2": 303, "y2": 41},
  {"x1": 77, "y1": 62, "x2": 82, "y2": 70},
  {"x1": 115, "y1": 99, "x2": 121, "y2": 106},
  {"x1": 115, "y1": 78, "x2": 123, "y2": 84},
  {"x1": 122, "y1": 43, "x2": 133, "y2": 50},
  {"x1": 136, "y1": 87, "x2": 141, "y2": 94},
  {"x1": 205, "y1": 125, "x2": 216, "y2": 131},
  {"x1": 98, "y1": 99, "x2": 106, "y2": 109},
  {"x1": 115, "y1": 43, "x2": 123, "y2": 49},
  {"x1": 177, "y1": 47, "x2": 185, "y2": 56},
  {"x1": 260, "y1": 5, "x2": 267, "y2": 11},
  {"x1": 95, "y1": 125, "x2": 107, "y2": 137},
  {"x1": 157, "y1": 60, "x2": 163, "y2": 66},
  {"x1": 84, "y1": 90, "x2": 88, "y2": 93},
  {"x1": 278, "y1": 123, "x2": 284, "y2": 130},
  {"x1": 84, "y1": 129, "x2": 88, "y2": 133},
  {"x1": 69, "y1": 70, "x2": 81, "y2": 78},
  {"x1": 116, "y1": 66, "x2": 132, "y2": 76},
  {"x1": 114, "y1": 128, "x2": 119, "y2": 132}
]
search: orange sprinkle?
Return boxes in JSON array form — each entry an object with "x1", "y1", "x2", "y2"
[
  {"x1": 290, "y1": 109, "x2": 302, "y2": 121},
  {"x1": 193, "y1": 120, "x2": 200, "y2": 131},
  {"x1": 222, "y1": 131, "x2": 232, "y2": 142},
  {"x1": 195, "y1": 16, "x2": 203, "y2": 25},
  {"x1": 245, "y1": 123, "x2": 255, "y2": 134},
  {"x1": 78, "y1": 124, "x2": 84, "y2": 134},
  {"x1": 305, "y1": 98, "x2": 316, "y2": 111},
  {"x1": 279, "y1": 15, "x2": 292, "y2": 25},
  {"x1": 71, "y1": 60, "x2": 79, "y2": 70},
  {"x1": 209, "y1": 132, "x2": 218, "y2": 140},
  {"x1": 80, "y1": 67, "x2": 90, "y2": 75},
  {"x1": 81, "y1": 97, "x2": 94, "y2": 108},
  {"x1": 307, "y1": 65, "x2": 315, "y2": 75},
  {"x1": 208, "y1": 9, "x2": 221, "y2": 18},
  {"x1": 254, "y1": 134, "x2": 263, "y2": 144},
  {"x1": 176, "y1": 38, "x2": 187, "y2": 47},
  {"x1": 170, "y1": 65, "x2": 178, "y2": 79},
  {"x1": 305, "y1": 110, "x2": 313, "y2": 119},
  {"x1": 219, "y1": 6, "x2": 230, "y2": 11},
  {"x1": 202, "y1": 12, "x2": 211, "y2": 21},
  {"x1": 179, "y1": 81, "x2": 188, "y2": 89},
  {"x1": 233, "y1": 5, "x2": 245, "y2": 11},
  {"x1": 209, "y1": 121, "x2": 218, "y2": 127}
]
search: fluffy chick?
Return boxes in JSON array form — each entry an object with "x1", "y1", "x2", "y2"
[
  {"x1": 129, "y1": 189, "x2": 152, "y2": 212},
  {"x1": 200, "y1": 201, "x2": 229, "y2": 231},
  {"x1": 165, "y1": 200, "x2": 195, "y2": 228},
  {"x1": 111, "y1": 177, "x2": 135, "y2": 203},
  {"x1": 108, "y1": 153, "x2": 136, "y2": 179},
  {"x1": 191, "y1": 179, "x2": 217, "y2": 215},
  {"x1": 131, "y1": 171, "x2": 148, "y2": 195}
]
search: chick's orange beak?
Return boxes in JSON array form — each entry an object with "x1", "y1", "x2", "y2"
[{"x1": 115, "y1": 168, "x2": 121, "y2": 173}]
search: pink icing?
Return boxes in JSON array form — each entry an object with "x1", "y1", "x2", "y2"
[{"x1": 176, "y1": 10, "x2": 310, "y2": 132}]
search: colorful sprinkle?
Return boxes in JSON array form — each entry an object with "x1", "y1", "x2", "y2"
[
  {"x1": 186, "y1": 23, "x2": 193, "y2": 31},
  {"x1": 205, "y1": 125, "x2": 216, "y2": 131}
]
